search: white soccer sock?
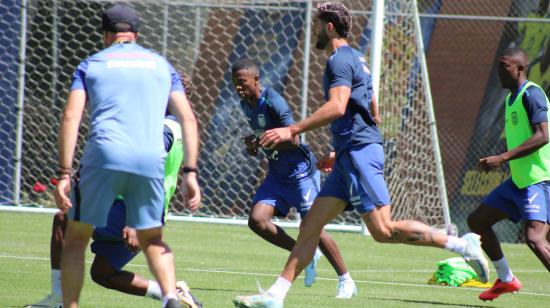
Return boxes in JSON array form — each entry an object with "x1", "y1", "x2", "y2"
[
  {"x1": 338, "y1": 272, "x2": 352, "y2": 282},
  {"x1": 161, "y1": 293, "x2": 178, "y2": 307},
  {"x1": 51, "y1": 269, "x2": 62, "y2": 296},
  {"x1": 267, "y1": 277, "x2": 292, "y2": 300},
  {"x1": 444, "y1": 236, "x2": 466, "y2": 255},
  {"x1": 145, "y1": 280, "x2": 163, "y2": 301},
  {"x1": 493, "y1": 257, "x2": 514, "y2": 282}
]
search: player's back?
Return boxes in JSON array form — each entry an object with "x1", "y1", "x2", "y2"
[
  {"x1": 77, "y1": 42, "x2": 173, "y2": 178},
  {"x1": 323, "y1": 45, "x2": 383, "y2": 152}
]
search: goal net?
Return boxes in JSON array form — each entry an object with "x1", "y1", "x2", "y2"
[{"x1": 0, "y1": 0, "x2": 448, "y2": 229}]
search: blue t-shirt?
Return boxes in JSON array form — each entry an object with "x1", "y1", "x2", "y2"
[
  {"x1": 521, "y1": 84, "x2": 548, "y2": 124},
  {"x1": 240, "y1": 88, "x2": 316, "y2": 182},
  {"x1": 71, "y1": 42, "x2": 184, "y2": 178},
  {"x1": 323, "y1": 45, "x2": 383, "y2": 152}
]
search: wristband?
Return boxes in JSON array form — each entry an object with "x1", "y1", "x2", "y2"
[
  {"x1": 183, "y1": 166, "x2": 198, "y2": 174},
  {"x1": 57, "y1": 174, "x2": 72, "y2": 181}
]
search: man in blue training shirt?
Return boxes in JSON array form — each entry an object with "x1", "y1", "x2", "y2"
[
  {"x1": 468, "y1": 47, "x2": 550, "y2": 301},
  {"x1": 28, "y1": 75, "x2": 201, "y2": 308},
  {"x1": 231, "y1": 58, "x2": 356, "y2": 298},
  {"x1": 54, "y1": 4, "x2": 200, "y2": 308},
  {"x1": 234, "y1": 2, "x2": 488, "y2": 307}
]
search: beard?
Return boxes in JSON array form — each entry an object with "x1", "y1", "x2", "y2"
[{"x1": 315, "y1": 30, "x2": 329, "y2": 50}]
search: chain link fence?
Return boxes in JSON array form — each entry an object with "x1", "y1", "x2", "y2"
[{"x1": 1, "y1": 0, "x2": 548, "y2": 241}]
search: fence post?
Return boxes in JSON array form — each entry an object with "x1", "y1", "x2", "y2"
[
  {"x1": 13, "y1": 0, "x2": 28, "y2": 206},
  {"x1": 299, "y1": 0, "x2": 313, "y2": 143}
]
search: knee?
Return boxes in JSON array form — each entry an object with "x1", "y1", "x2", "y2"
[
  {"x1": 370, "y1": 225, "x2": 394, "y2": 243},
  {"x1": 248, "y1": 213, "x2": 266, "y2": 232},
  {"x1": 525, "y1": 229, "x2": 546, "y2": 252},
  {"x1": 53, "y1": 212, "x2": 66, "y2": 228},
  {"x1": 90, "y1": 266, "x2": 110, "y2": 288},
  {"x1": 467, "y1": 213, "x2": 484, "y2": 232}
]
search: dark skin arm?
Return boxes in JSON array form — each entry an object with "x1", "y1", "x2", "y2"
[
  {"x1": 272, "y1": 135, "x2": 300, "y2": 151},
  {"x1": 478, "y1": 122, "x2": 549, "y2": 171}
]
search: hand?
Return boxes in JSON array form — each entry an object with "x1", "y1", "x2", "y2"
[
  {"x1": 54, "y1": 177, "x2": 72, "y2": 211},
  {"x1": 477, "y1": 155, "x2": 505, "y2": 172},
  {"x1": 243, "y1": 134, "x2": 259, "y2": 156},
  {"x1": 317, "y1": 151, "x2": 336, "y2": 173},
  {"x1": 181, "y1": 172, "x2": 201, "y2": 211},
  {"x1": 259, "y1": 127, "x2": 293, "y2": 149},
  {"x1": 122, "y1": 226, "x2": 140, "y2": 252}
]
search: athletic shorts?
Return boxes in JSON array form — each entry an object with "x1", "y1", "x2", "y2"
[
  {"x1": 252, "y1": 171, "x2": 320, "y2": 218},
  {"x1": 482, "y1": 178, "x2": 550, "y2": 223},
  {"x1": 317, "y1": 143, "x2": 391, "y2": 213},
  {"x1": 91, "y1": 199, "x2": 138, "y2": 270},
  {"x1": 69, "y1": 165, "x2": 165, "y2": 229}
]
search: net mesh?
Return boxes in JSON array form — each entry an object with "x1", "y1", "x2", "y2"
[{"x1": 2, "y1": 0, "x2": 447, "y2": 228}]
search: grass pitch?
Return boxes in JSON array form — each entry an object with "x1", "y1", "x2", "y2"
[{"x1": 1, "y1": 211, "x2": 548, "y2": 307}]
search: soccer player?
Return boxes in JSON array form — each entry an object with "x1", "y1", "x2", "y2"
[
  {"x1": 233, "y1": 2, "x2": 488, "y2": 307},
  {"x1": 27, "y1": 75, "x2": 201, "y2": 308},
  {"x1": 231, "y1": 58, "x2": 356, "y2": 297},
  {"x1": 53, "y1": 4, "x2": 200, "y2": 308},
  {"x1": 468, "y1": 47, "x2": 550, "y2": 301}
]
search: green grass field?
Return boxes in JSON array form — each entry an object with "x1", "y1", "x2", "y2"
[{"x1": 1, "y1": 211, "x2": 548, "y2": 307}]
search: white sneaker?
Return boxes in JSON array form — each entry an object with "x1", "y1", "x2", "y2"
[
  {"x1": 335, "y1": 280, "x2": 357, "y2": 299},
  {"x1": 304, "y1": 249, "x2": 322, "y2": 287},
  {"x1": 461, "y1": 233, "x2": 490, "y2": 283},
  {"x1": 25, "y1": 294, "x2": 63, "y2": 308},
  {"x1": 233, "y1": 292, "x2": 283, "y2": 308},
  {"x1": 176, "y1": 281, "x2": 202, "y2": 308}
]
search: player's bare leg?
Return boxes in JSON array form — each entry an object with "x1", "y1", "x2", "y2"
[
  {"x1": 248, "y1": 203, "x2": 295, "y2": 251},
  {"x1": 137, "y1": 228, "x2": 177, "y2": 298},
  {"x1": 363, "y1": 205, "x2": 488, "y2": 282},
  {"x1": 524, "y1": 220, "x2": 550, "y2": 271},
  {"x1": 90, "y1": 255, "x2": 150, "y2": 296},
  {"x1": 280, "y1": 197, "x2": 347, "y2": 283},
  {"x1": 467, "y1": 205, "x2": 509, "y2": 260},
  {"x1": 362, "y1": 205, "x2": 448, "y2": 246},
  {"x1": 61, "y1": 220, "x2": 93, "y2": 308}
]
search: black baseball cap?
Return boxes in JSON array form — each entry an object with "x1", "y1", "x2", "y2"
[{"x1": 101, "y1": 3, "x2": 139, "y2": 33}]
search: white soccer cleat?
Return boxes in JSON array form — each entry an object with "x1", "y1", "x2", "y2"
[
  {"x1": 176, "y1": 280, "x2": 202, "y2": 308},
  {"x1": 25, "y1": 293, "x2": 63, "y2": 308},
  {"x1": 462, "y1": 233, "x2": 490, "y2": 283},
  {"x1": 233, "y1": 292, "x2": 283, "y2": 308},
  {"x1": 335, "y1": 280, "x2": 357, "y2": 299},
  {"x1": 304, "y1": 249, "x2": 322, "y2": 287}
]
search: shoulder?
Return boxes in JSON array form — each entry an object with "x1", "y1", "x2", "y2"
[
  {"x1": 524, "y1": 84, "x2": 547, "y2": 99},
  {"x1": 266, "y1": 88, "x2": 289, "y2": 109}
]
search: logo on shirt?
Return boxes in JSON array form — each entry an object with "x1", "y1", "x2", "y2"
[
  {"x1": 257, "y1": 114, "x2": 266, "y2": 128},
  {"x1": 511, "y1": 111, "x2": 518, "y2": 126},
  {"x1": 303, "y1": 188, "x2": 312, "y2": 202}
]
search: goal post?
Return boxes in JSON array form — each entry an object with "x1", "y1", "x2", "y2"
[{"x1": 1, "y1": 0, "x2": 452, "y2": 233}]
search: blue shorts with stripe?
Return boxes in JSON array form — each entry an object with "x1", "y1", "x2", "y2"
[
  {"x1": 253, "y1": 171, "x2": 321, "y2": 218},
  {"x1": 91, "y1": 199, "x2": 138, "y2": 270},
  {"x1": 317, "y1": 143, "x2": 391, "y2": 213},
  {"x1": 69, "y1": 165, "x2": 165, "y2": 230},
  {"x1": 482, "y1": 178, "x2": 550, "y2": 223}
]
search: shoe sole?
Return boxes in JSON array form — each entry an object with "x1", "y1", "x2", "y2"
[{"x1": 466, "y1": 259, "x2": 489, "y2": 283}]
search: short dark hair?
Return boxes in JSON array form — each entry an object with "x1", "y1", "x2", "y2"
[
  {"x1": 501, "y1": 46, "x2": 529, "y2": 67},
  {"x1": 231, "y1": 58, "x2": 259, "y2": 75},
  {"x1": 316, "y1": 2, "x2": 352, "y2": 38}
]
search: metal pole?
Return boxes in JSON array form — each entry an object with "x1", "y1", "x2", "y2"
[
  {"x1": 193, "y1": 7, "x2": 201, "y2": 65},
  {"x1": 14, "y1": 0, "x2": 29, "y2": 206},
  {"x1": 52, "y1": 0, "x2": 59, "y2": 112},
  {"x1": 369, "y1": 0, "x2": 384, "y2": 99},
  {"x1": 360, "y1": 0, "x2": 385, "y2": 236},
  {"x1": 299, "y1": 0, "x2": 313, "y2": 143},
  {"x1": 412, "y1": 0, "x2": 452, "y2": 231},
  {"x1": 162, "y1": 1, "x2": 169, "y2": 57}
]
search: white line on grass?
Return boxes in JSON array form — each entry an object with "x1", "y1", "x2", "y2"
[{"x1": 1, "y1": 253, "x2": 549, "y2": 297}]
